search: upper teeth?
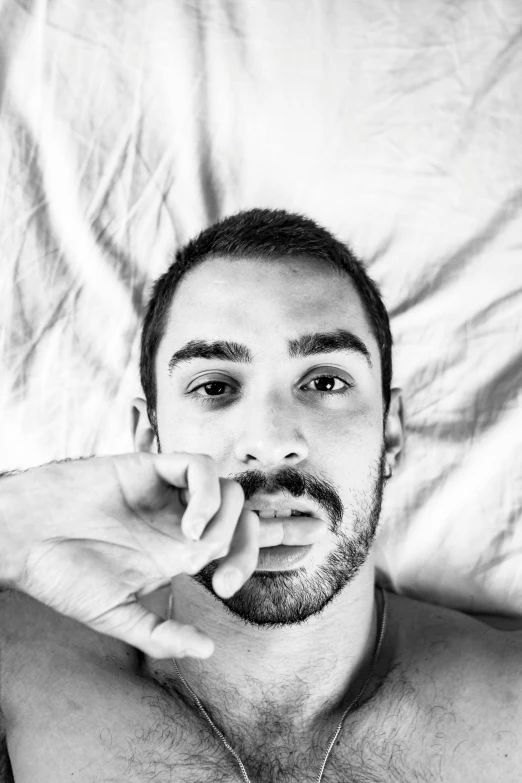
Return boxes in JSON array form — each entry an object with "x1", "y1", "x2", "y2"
[{"x1": 256, "y1": 510, "x2": 304, "y2": 518}]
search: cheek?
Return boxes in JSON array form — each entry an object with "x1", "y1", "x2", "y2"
[
  {"x1": 156, "y1": 406, "x2": 231, "y2": 461},
  {"x1": 313, "y1": 414, "x2": 383, "y2": 481}
]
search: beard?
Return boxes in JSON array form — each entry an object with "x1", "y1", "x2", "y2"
[{"x1": 190, "y1": 445, "x2": 387, "y2": 627}]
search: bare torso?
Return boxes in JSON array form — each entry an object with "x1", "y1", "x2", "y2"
[{"x1": 1, "y1": 587, "x2": 521, "y2": 782}]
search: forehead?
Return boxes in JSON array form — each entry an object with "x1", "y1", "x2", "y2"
[{"x1": 160, "y1": 256, "x2": 376, "y2": 358}]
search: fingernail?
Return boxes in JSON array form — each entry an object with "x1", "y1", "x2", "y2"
[
  {"x1": 182, "y1": 640, "x2": 214, "y2": 658},
  {"x1": 221, "y1": 568, "x2": 243, "y2": 595},
  {"x1": 189, "y1": 517, "x2": 207, "y2": 541}
]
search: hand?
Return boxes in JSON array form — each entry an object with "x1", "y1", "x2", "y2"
[{"x1": 0, "y1": 453, "x2": 259, "y2": 660}]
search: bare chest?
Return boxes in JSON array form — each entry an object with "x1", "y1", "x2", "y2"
[{"x1": 3, "y1": 653, "x2": 503, "y2": 783}]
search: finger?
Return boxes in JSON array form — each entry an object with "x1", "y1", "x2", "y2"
[
  {"x1": 91, "y1": 601, "x2": 215, "y2": 660},
  {"x1": 153, "y1": 453, "x2": 222, "y2": 541},
  {"x1": 212, "y1": 508, "x2": 260, "y2": 598},
  {"x1": 257, "y1": 516, "x2": 329, "y2": 547},
  {"x1": 198, "y1": 478, "x2": 245, "y2": 555}
]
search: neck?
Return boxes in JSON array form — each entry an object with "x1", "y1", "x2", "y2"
[{"x1": 145, "y1": 560, "x2": 383, "y2": 737}]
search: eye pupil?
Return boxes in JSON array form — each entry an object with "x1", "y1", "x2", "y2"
[
  {"x1": 205, "y1": 381, "x2": 226, "y2": 396},
  {"x1": 315, "y1": 377, "x2": 335, "y2": 392}
]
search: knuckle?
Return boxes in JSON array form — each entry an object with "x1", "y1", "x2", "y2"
[
  {"x1": 186, "y1": 557, "x2": 206, "y2": 575},
  {"x1": 187, "y1": 544, "x2": 210, "y2": 570},
  {"x1": 214, "y1": 542, "x2": 230, "y2": 559},
  {"x1": 196, "y1": 452, "x2": 217, "y2": 471},
  {"x1": 193, "y1": 453, "x2": 220, "y2": 483}
]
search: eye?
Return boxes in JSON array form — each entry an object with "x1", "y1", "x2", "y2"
[
  {"x1": 190, "y1": 380, "x2": 236, "y2": 398},
  {"x1": 302, "y1": 375, "x2": 353, "y2": 395}
]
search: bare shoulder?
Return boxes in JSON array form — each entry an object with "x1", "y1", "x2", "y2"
[
  {"x1": 0, "y1": 585, "x2": 139, "y2": 658},
  {"x1": 387, "y1": 588, "x2": 522, "y2": 671},
  {"x1": 0, "y1": 587, "x2": 140, "y2": 721},
  {"x1": 384, "y1": 590, "x2": 522, "y2": 772}
]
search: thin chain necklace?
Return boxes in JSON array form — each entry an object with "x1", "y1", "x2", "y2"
[{"x1": 168, "y1": 586, "x2": 387, "y2": 783}]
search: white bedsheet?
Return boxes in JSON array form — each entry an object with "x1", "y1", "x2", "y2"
[{"x1": 0, "y1": 0, "x2": 521, "y2": 614}]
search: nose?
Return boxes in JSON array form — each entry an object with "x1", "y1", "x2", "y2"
[{"x1": 234, "y1": 389, "x2": 309, "y2": 469}]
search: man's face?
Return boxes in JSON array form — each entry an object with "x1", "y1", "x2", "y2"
[{"x1": 153, "y1": 256, "x2": 388, "y2": 626}]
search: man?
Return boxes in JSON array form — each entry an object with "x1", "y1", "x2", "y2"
[{"x1": 0, "y1": 208, "x2": 521, "y2": 782}]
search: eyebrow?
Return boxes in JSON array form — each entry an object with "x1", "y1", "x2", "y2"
[{"x1": 167, "y1": 328, "x2": 372, "y2": 374}]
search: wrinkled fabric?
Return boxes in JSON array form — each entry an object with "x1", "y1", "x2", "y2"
[{"x1": 0, "y1": 0, "x2": 521, "y2": 614}]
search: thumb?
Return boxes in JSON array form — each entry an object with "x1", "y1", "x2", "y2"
[{"x1": 93, "y1": 601, "x2": 215, "y2": 660}]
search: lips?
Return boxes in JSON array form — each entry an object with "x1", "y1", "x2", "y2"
[{"x1": 256, "y1": 544, "x2": 313, "y2": 571}]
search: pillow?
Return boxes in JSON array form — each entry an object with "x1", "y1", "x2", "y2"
[{"x1": 1, "y1": 0, "x2": 520, "y2": 614}]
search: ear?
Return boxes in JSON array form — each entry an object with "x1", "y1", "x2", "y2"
[
  {"x1": 131, "y1": 397, "x2": 158, "y2": 454},
  {"x1": 384, "y1": 388, "x2": 404, "y2": 477}
]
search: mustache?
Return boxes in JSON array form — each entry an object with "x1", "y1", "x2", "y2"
[{"x1": 229, "y1": 467, "x2": 345, "y2": 532}]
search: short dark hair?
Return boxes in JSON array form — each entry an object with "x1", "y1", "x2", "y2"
[{"x1": 140, "y1": 208, "x2": 392, "y2": 428}]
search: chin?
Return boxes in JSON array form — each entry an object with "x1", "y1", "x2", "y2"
[{"x1": 192, "y1": 525, "x2": 376, "y2": 627}]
